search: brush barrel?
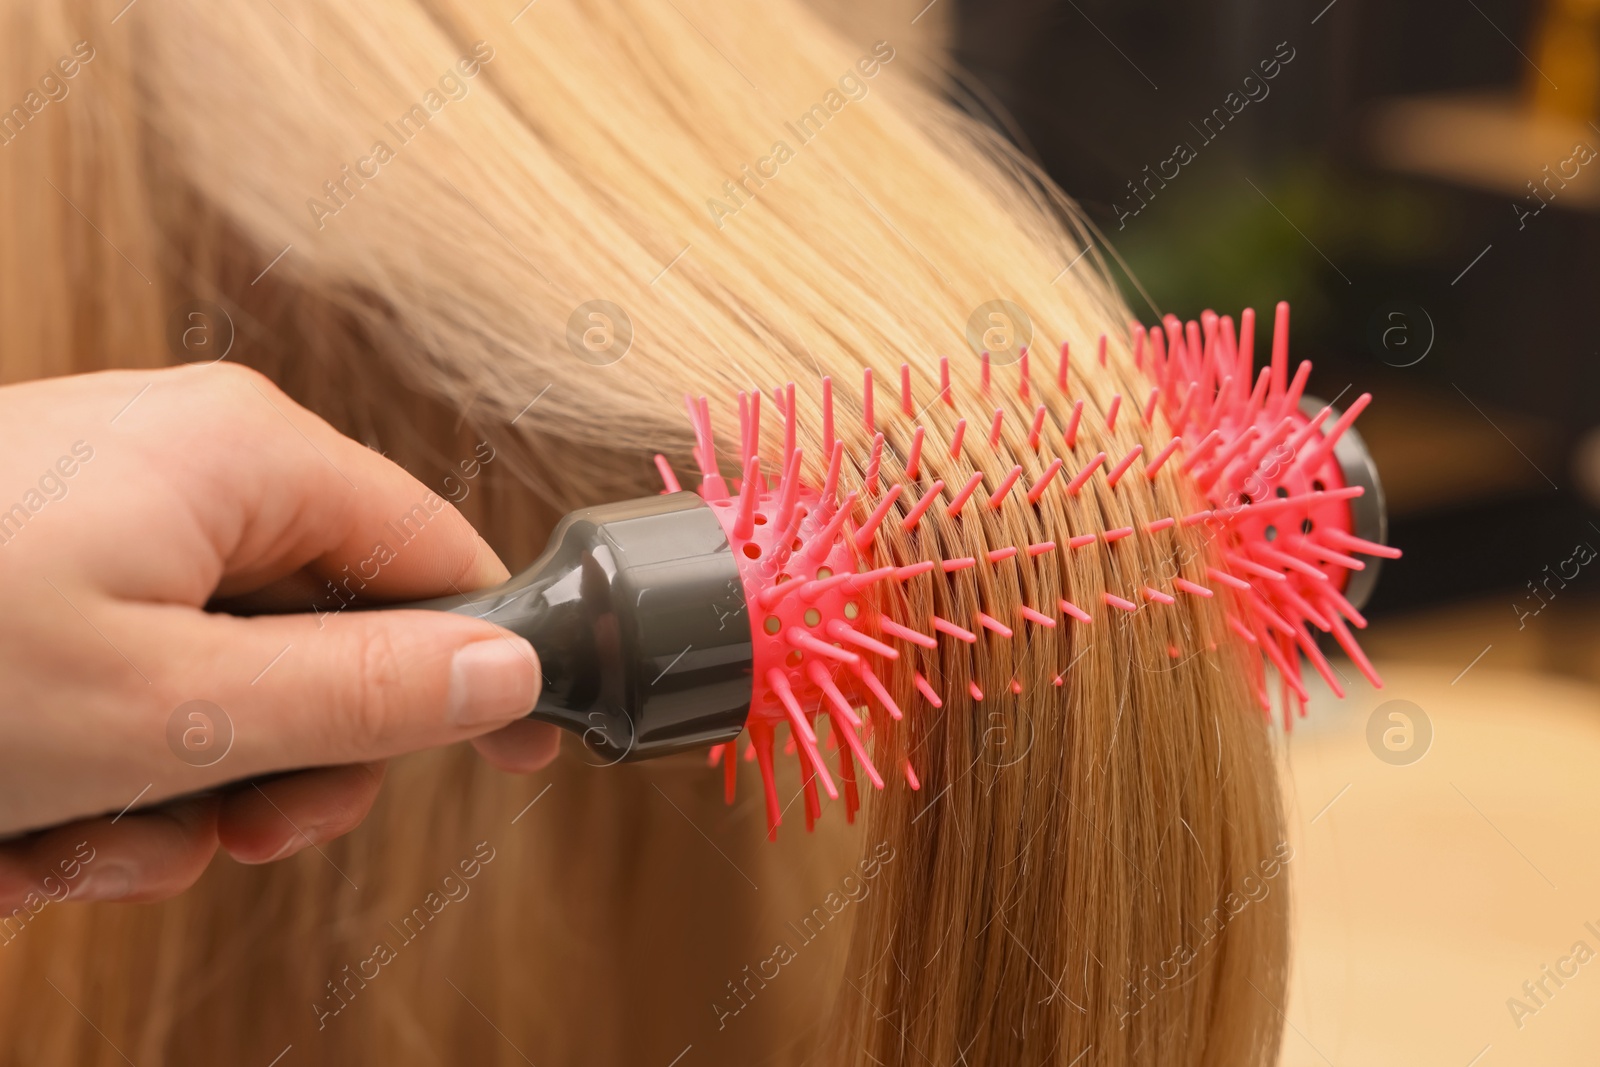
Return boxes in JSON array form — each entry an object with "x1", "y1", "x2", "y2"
[{"x1": 406, "y1": 492, "x2": 752, "y2": 761}]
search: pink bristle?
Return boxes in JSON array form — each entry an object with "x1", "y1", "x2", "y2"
[
  {"x1": 839, "y1": 754, "x2": 858, "y2": 824},
  {"x1": 1171, "y1": 380, "x2": 1201, "y2": 433},
  {"x1": 788, "y1": 627, "x2": 857, "y2": 663},
  {"x1": 949, "y1": 418, "x2": 968, "y2": 458},
  {"x1": 900, "y1": 363, "x2": 914, "y2": 416},
  {"x1": 1143, "y1": 587, "x2": 1176, "y2": 605},
  {"x1": 1102, "y1": 526, "x2": 1134, "y2": 543},
  {"x1": 1329, "y1": 613, "x2": 1383, "y2": 687},
  {"x1": 906, "y1": 426, "x2": 926, "y2": 480},
  {"x1": 1067, "y1": 533, "x2": 1097, "y2": 549},
  {"x1": 1018, "y1": 347, "x2": 1031, "y2": 399},
  {"x1": 1131, "y1": 325, "x2": 1145, "y2": 370},
  {"x1": 820, "y1": 440, "x2": 845, "y2": 508},
  {"x1": 853, "y1": 659, "x2": 903, "y2": 721},
  {"x1": 1097, "y1": 333, "x2": 1107, "y2": 365},
  {"x1": 987, "y1": 465, "x2": 1024, "y2": 508},
  {"x1": 1173, "y1": 577, "x2": 1214, "y2": 598},
  {"x1": 804, "y1": 490, "x2": 857, "y2": 563},
  {"x1": 939, "y1": 356, "x2": 952, "y2": 406},
  {"x1": 901, "y1": 479, "x2": 945, "y2": 531},
  {"x1": 881, "y1": 618, "x2": 937, "y2": 649},
  {"x1": 1105, "y1": 393, "x2": 1122, "y2": 431},
  {"x1": 811, "y1": 664, "x2": 884, "y2": 788},
  {"x1": 1064, "y1": 452, "x2": 1106, "y2": 495},
  {"x1": 969, "y1": 681, "x2": 984, "y2": 700},
  {"x1": 975, "y1": 612, "x2": 1013, "y2": 638},
  {"x1": 1028, "y1": 405, "x2": 1048, "y2": 450},
  {"x1": 1145, "y1": 516, "x2": 1175, "y2": 534},
  {"x1": 1179, "y1": 429, "x2": 1224, "y2": 473},
  {"x1": 1063, "y1": 399, "x2": 1085, "y2": 449},
  {"x1": 1269, "y1": 301, "x2": 1290, "y2": 397},
  {"x1": 894, "y1": 560, "x2": 937, "y2": 581},
  {"x1": 1057, "y1": 341, "x2": 1070, "y2": 392},
  {"x1": 1316, "y1": 583, "x2": 1369, "y2": 628},
  {"x1": 1010, "y1": 679, "x2": 1023, "y2": 695},
  {"x1": 654, "y1": 454, "x2": 681, "y2": 493},
  {"x1": 1027, "y1": 457, "x2": 1065, "y2": 503},
  {"x1": 799, "y1": 571, "x2": 857, "y2": 602},
  {"x1": 827, "y1": 620, "x2": 899, "y2": 660},
  {"x1": 980, "y1": 351, "x2": 991, "y2": 393},
  {"x1": 1226, "y1": 555, "x2": 1288, "y2": 583},
  {"x1": 931, "y1": 616, "x2": 977, "y2": 643},
  {"x1": 847, "y1": 566, "x2": 898, "y2": 591},
  {"x1": 1105, "y1": 444, "x2": 1143, "y2": 487},
  {"x1": 752, "y1": 724, "x2": 780, "y2": 838},
  {"x1": 913, "y1": 671, "x2": 944, "y2": 708},
  {"x1": 733, "y1": 456, "x2": 761, "y2": 539},
  {"x1": 1320, "y1": 527, "x2": 1403, "y2": 559},
  {"x1": 1060, "y1": 599, "x2": 1093, "y2": 623},
  {"x1": 1203, "y1": 566, "x2": 1254, "y2": 591},
  {"x1": 1293, "y1": 394, "x2": 1372, "y2": 477},
  {"x1": 1276, "y1": 359, "x2": 1313, "y2": 422},
  {"x1": 904, "y1": 761, "x2": 921, "y2": 790},
  {"x1": 1026, "y1": 541, "x2": 1057, "y2": 556},
  {"x1": 1104, "y1": 592, "x2": 1138, "y2": 612},
  {"x1": 774, "y1": 447, "x2": 803, "y2": 532},
  {"x1": 1020, "y1": 605, "x2": 1056, "y2": 628},
  {"x1": 1142, "y1": 387, "x2": 1161, "y2": 425},
  {"x1": 853, "y1": 483, "x2": 903, "y2": 550},
  {"x1": 988, "y1": 407, "x2": 1006, "y2": 447},
  {"x1": 864, "y1": 433, "x2": 884, "y2": 494},
  {"x1": 941, "y1": 556, "x2": 977, "y2": 573},
  {"x1": 781, "y1": 383, "x2": 796, "y2": 469},
  {"x1": 987, "y1": 546, "x2": 1018, "y2": 563},
  {"x1": 945, "y1": 470, "x2": 984, "y2": 516}
]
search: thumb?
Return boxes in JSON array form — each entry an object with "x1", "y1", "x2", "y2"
[{"x1": 168, "y1": 607, "x2": 541, "y2": 782}]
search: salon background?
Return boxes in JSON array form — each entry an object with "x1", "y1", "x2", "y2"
[{"x1": 953, "y1": 0, "x2": 1600, "y2": 686}]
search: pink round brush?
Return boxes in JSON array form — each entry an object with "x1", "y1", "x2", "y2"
[{"x1": 646, "y1": 301, "x2": 1399, "y2": 838}]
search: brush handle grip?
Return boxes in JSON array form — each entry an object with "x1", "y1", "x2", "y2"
[{"x1": 402, "y1": 492, "x2": 753, "y2": 761}]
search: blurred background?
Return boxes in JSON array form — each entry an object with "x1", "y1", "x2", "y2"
[
  {"x1": 952, "y1": 0, "x2": 1600, "y2": 677},
  {"x1": 944, "y1": 1, "x2": 1600, "y2": 1063}
]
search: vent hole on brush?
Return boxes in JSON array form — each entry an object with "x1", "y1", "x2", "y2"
[
  {"x1": 1301, "y1": 518, "x2": 1314, "y2": 534},
  {"x1": 1312, "y1": 479, "x2": 1326, "y2": 492},
  {"x1": 1275, "y1": 486, "x2": 1289, "y2": 498},
  {"x1": 743, "y1": 543, "x2": 762, "y2": 559},
  {"x1": 1265, "y1": 525, "x2": 1278, "y2": 542},
  {"x1": 753, "y1": 513, "x2": 767, "y2": 525}
]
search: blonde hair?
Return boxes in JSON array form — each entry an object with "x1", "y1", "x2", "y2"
[{"x1": 0, "y1": 0, "x2": 1288, "y2": 1063}]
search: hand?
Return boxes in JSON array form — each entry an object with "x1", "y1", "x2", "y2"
[{"x1": 0, "y1": 364, "x2": 559, "y2": 909}]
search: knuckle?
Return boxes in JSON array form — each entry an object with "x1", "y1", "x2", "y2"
[{"x1": 338, "y1": 628, "x2": 411, "y2": 754}]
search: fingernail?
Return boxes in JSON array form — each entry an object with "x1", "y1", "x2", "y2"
[
  {"x1": 73, "y1": 865, "x2": 133, "y2": 901},
  {"x1": 449, "y1": 637, "x2": 541, "y2": 726}
]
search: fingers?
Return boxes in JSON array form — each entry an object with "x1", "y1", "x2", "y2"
[
  {"x1": 217, "y1": 763, "x2": 386, "y2": 864},
  {"x1": 471, "y1": 720, "x2": 562, "y2": 774},
  {"x1": 117, "y1": 363, "x2": 510, "y2": 606},
  {"x1": 0, "y1": 797, "x2": 218, "y2": 910},
  {"x1": 169, "y1": 606, "x2": 540, "y2": 778}
]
